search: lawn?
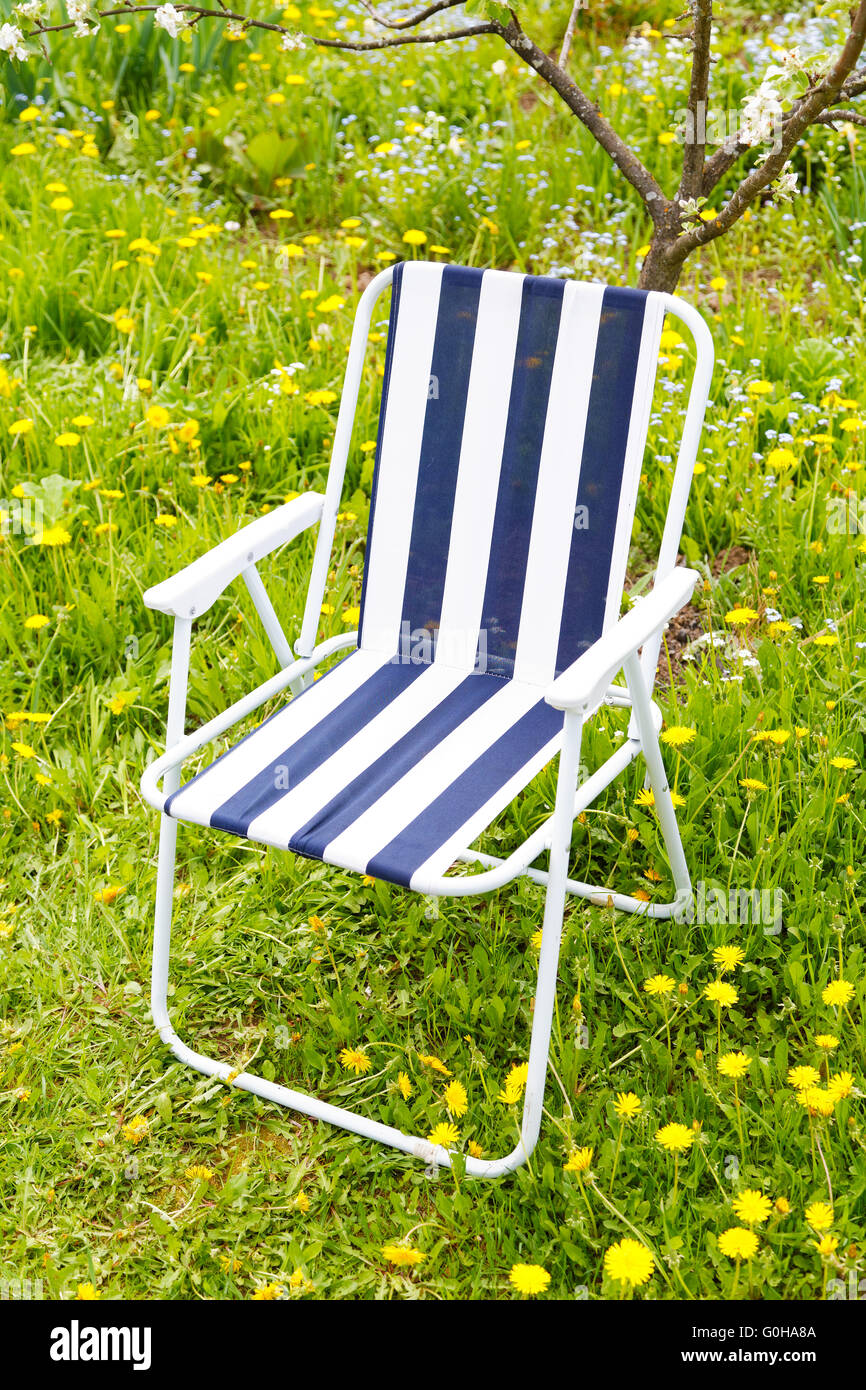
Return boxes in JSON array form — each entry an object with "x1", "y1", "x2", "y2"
[{"x1": 0, "y1": 1, "x2": 864, "y2": 1301}]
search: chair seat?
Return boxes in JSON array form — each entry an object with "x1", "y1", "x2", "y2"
[{"x1": 166, "y1": 649, "x2": 564, "y2": 892}]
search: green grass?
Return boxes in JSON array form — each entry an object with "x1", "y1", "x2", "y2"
[{"x1": 0, "y1": 3, "x2": 864, "y2": 1301}]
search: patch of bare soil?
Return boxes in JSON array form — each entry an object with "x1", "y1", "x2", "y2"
[{"x1": 653, "y1": 544, "x2": 752, "y2": 688}]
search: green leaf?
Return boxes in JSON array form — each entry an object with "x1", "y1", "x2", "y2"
[
  {"x1": 465, "y1": 0, "x2": 512, "y2": 24},
  {"x1": 789, "y1": 337, "x2": 847, "y2": 396},
  {"x1": 18, "y1": 473, "x2": 82, "y2": 528},
  {"x1": 154, "y1": 1091, "x2": 172, "y2": 1125},
  {"x1": 149, "y1": 1212, "x2": 172, "y2": 1238},
  {"x1": 246, "y1": 130, "x2": 295, "y2": 185}
]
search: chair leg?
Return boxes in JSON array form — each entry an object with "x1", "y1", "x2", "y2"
[
  {"x1": 148, "y1": 820, "x2": 470, "y2": 1163},
  {"x1": 150, "y1": 812, "x2": 181, "y2": 1045},
  {"x1": 514, "y1": 709, "x2": 585, "y2": 1161},
  {"x1": 624, "y1": 652, "x2": 693, "y2": 912},
  {"x1": 147, "y1": 713, "x2": 586, "y2": 1180}
]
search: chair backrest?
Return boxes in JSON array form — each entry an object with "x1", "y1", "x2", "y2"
[{"x1": 357, "y1": 262, "x2": 667, "y2": 686}]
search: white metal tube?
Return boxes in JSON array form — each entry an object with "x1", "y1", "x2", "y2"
[
  {"x1": 458, "y1": 850, "x2": 688, "y2": 919},
  {"x1": 624, "y1": 650, "x2": 692, "y2": 900},
  {"x1": 241, "y1": 565, "x2": 294, "y2": 667},
  {"x1": 640, "y1": 293, "x2": 714, "y2": 693},
  {"x1": 139, "y1": 632, "x2": 357, "y2": 809},
  {"x1": 155, "y1": 1017, "x2": 538, "y2": 1176},
  {"x1": 151, "y1": 617, "x2": 191, "y2": 1036},
  {"x1": 241, "y1": 563, "x2": 306, "y2": 698},
  {"x1": 518, "y1": 709, "x2": 584, "y2": 1159},
  {"x1": 296, "y1": 266, "x2": 396, "y2": 660},
  {"x1": 420, "y1": 736, "x2": 640, "y2": 897}
]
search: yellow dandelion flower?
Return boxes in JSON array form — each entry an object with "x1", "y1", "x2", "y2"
[
  {"x1": 122, "y1": 1114, "x2": 149, "y2": 1143},
  {"x1": 381, "y1": 1243, "x2": 425, "y2": 1267},
  {"x1": 828, "y1": 1071, "x2": 854, "y2": 1101},
  {"x1": 718, "y1": 1227, "x2": 759, "y2": 1259},
  {"x1": 508, "y1": 1263, "x2": 550, "y2": 1296},
  {"x1": 644, "y1": 973, "x2": 676, "y2": 996},
  {"x1": 563, "y1": 1145, "x2": 593, "y2": 1173},
  {"x1": 613, "y1": 1091, "x2": 641, "y2": 1121},
  {"x1": 788, "y1": 1065, "x2": 821, "y2": 1090},
  {"x1": 94, "y1": 885, "x2": 123, "y2": 904},
  {"x1": 804, "y1": 1201, "x2": 834, "y2": 1231},
  {"x1": 822, "y1": 980, "x2": 854, "y2": 1008},
  {"x1": 705, "y1": 980, "x2": 738, "y2": 1008},
  {"x1": 427, "y1": 1121, "x2": 459, "y2": 1148},
  {"x1": 417, "y1": 1052, "x2": 451, "y2": 1076},
  {"x1": 604, "y1": 1238, "x2": 655, "y2": 1288},
  {"x1": 660, "y1": 725, "x2": 696, "y2": 746},
  {"x1": 718, "y1": 1051, "x2": 750, "y2": 1080},
  {"x1": 339, "y1": 1047, "x2": 371, "y2": 1075},
  {"x1": 655, "y1": 1122, "x2": 695, "y2": 1153},
  {"x1": 732, "y1": 1189, "x2": 772, "y2": 1225},
  {"x1": 443, "y1": 1079, "x2": 468, "y2": 1117},
  {"x1": 498, "y1": 1061, "x2": 529, "y2": 1103},
  {"x1": 798, "y1": 1087, "x2": 835, "y2": 1117},
  {"x1": 712, "y1": 945, "x2": 745, "y2": 972}
]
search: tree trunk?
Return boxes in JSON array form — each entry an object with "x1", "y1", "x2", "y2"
[{"x1": 637, "y1": 237, "x2": 687, "y2": 294}]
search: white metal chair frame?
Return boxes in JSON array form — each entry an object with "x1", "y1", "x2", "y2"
[{"x1": 140, "y1": 265, "x2": 714, "y2": 1178}]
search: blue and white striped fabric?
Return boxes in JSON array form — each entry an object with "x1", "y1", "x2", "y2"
[{"x1": 166, "y1": 263, "x2": 665, "y2": 891}]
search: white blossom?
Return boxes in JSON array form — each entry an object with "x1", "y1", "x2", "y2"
[
  {"x1": 0, "y1": 21, "x2": 26, "y2": 59},
  {"x1": 740, "y1": 79, "x2": 783, "y2": 147},
  {"x1": 66, "y1": 0, "x2": 98, "y2": 37},
  {"x1": 678, "y1": 195, "x2": 706, "y2": 221},
  {"x1": 154, "y1": 4, "x2": 185, "y2": 39},
  {"x1": 491, "y1": 59, "x2": 507, "y2": 77},
  {"x1": 772, "y1": 163, "x2": 799, "y2": 201},
  {"x1": 776, "y1": 46, "x2": 804, "y2": 74},
  {"x1": 14, "y1": 0, "x2": 44, "y2": 19},
  {"x1": 280, "y1": 31, "x2": 305, "y2": 52}
]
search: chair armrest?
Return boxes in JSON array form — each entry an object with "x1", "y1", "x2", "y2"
[
  {"x1": 143, "y1": 492, "x2": 325, "y2": 619},
  {"x1": 546, "y1": 567, "x2": 700, "y2": 714}
]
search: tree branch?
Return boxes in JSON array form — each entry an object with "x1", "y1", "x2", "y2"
[
  {"x1": 358, "y1": 1, "x2": 467, "y2": 31},
  {"x1": 702, "y1": 49, "x2": 866, "y2": 196},
  {"x1": 677, "y1": 0, "x2": 866, "y2": 258},
  {"x1": 498, "y1": 17, "x2": 670, "y2": 223},
  {"x1": 25, "y1": 3, "x2": 667, "y2": 229},
  {"x1": 32, "y1": 6, "x2": 285, "y2": 37},
  {"x1": 30, "y1": 4, "x2": 495, "y2": 47},
  {"x1": 559, "y1": 0, "x2": 584, "y2": 68},
  {"x1": 314, "y1": 21, "x2": 498, "y2": 51},
  {"x1": 840, "y1": 66, "x2": 866, "y2": 98},
  {"x1": 812, "y1": 108, "x2": 866, "y2": 127},
  {"x1": 678, "y1": 0, "x2": 713, "y2": 201}
]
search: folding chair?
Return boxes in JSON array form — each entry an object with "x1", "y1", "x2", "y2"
[{"x1": 140, "y1": 262, "x2": 713, "y2": 1178}]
